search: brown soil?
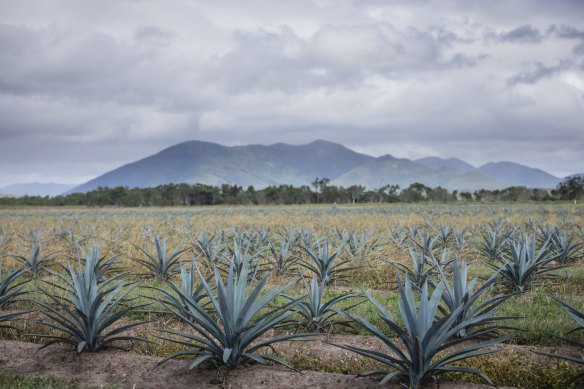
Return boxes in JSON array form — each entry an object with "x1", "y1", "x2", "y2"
[
  {"x1": 273, "y1": 333, "x2": 584, "y2": 366},
  {"x1": 0, "y1": 340, "x2": 503, "y2": 389}
]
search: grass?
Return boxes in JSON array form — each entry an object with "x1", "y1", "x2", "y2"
[{"x1": 0, "y1": 371, "x2": 81, "y2": 389}]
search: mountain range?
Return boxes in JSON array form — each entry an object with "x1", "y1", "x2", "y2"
[{"x1": 58, "y1": 139, "x2": 562, "y2": 195}]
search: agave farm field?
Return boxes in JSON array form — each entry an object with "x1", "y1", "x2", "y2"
[{"x1": 0, "y1": 204, "x2": 583, "y2": 388}]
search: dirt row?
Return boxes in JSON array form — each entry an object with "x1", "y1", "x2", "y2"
[{"x1": 0, "y1": 339, "x2": 512, "y2": 389}]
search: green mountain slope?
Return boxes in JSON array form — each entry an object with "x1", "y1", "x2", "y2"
[
  {"x1": 478, "y1": 162, "x2": 560, "y2": 188},
  {"x1": 69, "y1": 140, "x2": 373, "y2": 193},
  {"x1": 333, "y1": 155, "x2": 508, "y2": 190}
]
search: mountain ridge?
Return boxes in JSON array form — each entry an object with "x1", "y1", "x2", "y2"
[{"x1": 56, "y1": 139, "x2": 564, "y2": 194}]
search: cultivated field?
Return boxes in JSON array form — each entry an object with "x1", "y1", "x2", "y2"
[{"x1": 0, "y1": 204, "x2": 583, "y2": 388}]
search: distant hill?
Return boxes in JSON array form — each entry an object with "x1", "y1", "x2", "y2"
[
  {"x1": 0, "y1": 183, "x2": 77, "y2": 197},
  {"x1": 477, "y1": 162, "x2": 560, "y2": 188},
  {"x1": 69, "y1": 140, "x2": 373, "y2": 193},
  {"x1": 67, "y1": 139, "x2": 564, "y2": 193},
  {"x1": 415, "y1": 157, "x2": 561, "y2": 189},
  {"x1": 334, "y1": 155, "x2": 506, "y2": 191},
  {"x1": 416, "y1": 156, "x2": 476, "y2": 173}
]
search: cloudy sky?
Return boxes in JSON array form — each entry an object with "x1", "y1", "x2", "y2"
[{"x1": 1, "y1": 0, "x2": 583, "y2": 186}]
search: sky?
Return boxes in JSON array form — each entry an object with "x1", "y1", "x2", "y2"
[{"x1": 0, "y1": 0, "x2": 583, "y2": 186}]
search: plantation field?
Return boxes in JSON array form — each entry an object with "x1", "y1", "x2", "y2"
[{"x1": 0, "y1": 204, "x2": 583, "y2": 388}]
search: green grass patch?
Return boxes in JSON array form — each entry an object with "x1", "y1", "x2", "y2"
[{"x1": 0, "y1": 371, "x2": 81, "y2": 389}]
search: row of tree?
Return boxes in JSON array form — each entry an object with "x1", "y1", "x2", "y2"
[{"x1": 1, "y1": 176, "x2": 582, "y2": 207}]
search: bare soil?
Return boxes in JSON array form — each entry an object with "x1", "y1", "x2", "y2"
[
  {"x1": 273, "y1": 334, "x2": 584, "y2": 366},
  {"x1": 0, "y1": 339, "x2": 504, "y2": 389}
]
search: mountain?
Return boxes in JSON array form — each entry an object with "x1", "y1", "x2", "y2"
[
  {"x1": 416, "y1": 156, "x2": 476, "y2": 173},
  {"x1": 477, "y1": 162, "x2": 560, "y2": 188},
  {"x1": 415, "y1": 157, "x2": 561, "y2": 189},
  {"x1": 69, "y1": 140, "x2": 373, "y2": 193},
  {"x1": 0, "y1": 183, "x2": 77, "y2": 197},
  {"x1": 333, "y1": 155, "x2": 506, "y2": 191},
  {"x1": 68, "y1": 139, "x2": 564, "y2": 193}
]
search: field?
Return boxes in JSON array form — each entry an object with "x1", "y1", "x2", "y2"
[{"x1": 0, "y1": 204, "x2": 583, "y2": 388}]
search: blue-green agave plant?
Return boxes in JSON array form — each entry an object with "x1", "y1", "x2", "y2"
[
  {"x1": 0, "y1": 263, "x2": 30, "y2": 328},
  {"x1": 156, "y1": 256, "x2": 310, "y2": 369},
  {"x1": 29, "y1": 254, "x2": 150, "y2": 353},
  {"x1": 333, "y1": 276, "x2": 508, "y2": 388}
]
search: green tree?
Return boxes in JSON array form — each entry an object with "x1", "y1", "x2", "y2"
[{"x1": 554, "y1": 176, "x2": 584, "y2": 201}]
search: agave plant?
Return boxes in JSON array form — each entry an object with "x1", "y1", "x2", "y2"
[
  {"x1": 486, "y1": 235, "x2": 561, "y2": 291},
  {"x1": 535, "y1": 298, "x2": 584, "y2": 384},
  {"x1": 333, "y1": 277, "x2": 507, "y2": 388},
  {"x1": 267, "y1": 237, "x2": 297, "y2": 276},
  {"x1": 283, "y1": 277, "x2": 362, "y2": 333},
  {"x1": 131, "y1": 235, "x2": 187, "y2": 280},
  {"x1": 435, "y1": 258, "x2": 512, "y2": 338},
  {"x1": 300, "y1": 238, "x2": 355, "y2": 285},
  {"x1": 217, "y1": 239, "x2": 262, "y2": 279},
  {"x1": 536, "y1": 224, "x2": 556, "y2": 246},
  {"x1": 550, "y1": 231, "x2": 584, "y2": 265},
  {"x1": 437, "y1": 226, "x2": 453, "y2": 249},
  {"x1": 299, "y1": 228, "x2": 315, "y2": 250},
  {"x1": 156, "y1": 256, "x2": 307, "y2": 369},
  {"x1": 29, "y1": 256, "x2": 149, "y2": 353},
  {"x1": 150, "y1": 260, "x2": 213, "y2": 317},
  {"x1": 453, "y1": 228, "x2": 467, "y2": 252},
  {"x1": 11, "y1": 232, "x2": 57, "y2": 277},
  {"x1": 343, "y1": 229, "x2": 379, "y2": 260},
  {"x1": 477, "y1": 221, "x2": 511, "y2": 262},
  {"x1": 194, "y1": 229, "x2": 222, "y2": 267},
  {"x1": 76, "y1": 241, "x2": 120, "y2": 281},
  {"x1": 391, "y1": 248, "x2": 443, "y2": 290},
  {"x1": 414, "y1": 231, "x2": 438, "y2": 255},
  {"x1": 388, "y1": 225, "x2": 408, "y2": 248},
  {"x1": 0, "y1": 264, "x2": 30, "y2": 327}
]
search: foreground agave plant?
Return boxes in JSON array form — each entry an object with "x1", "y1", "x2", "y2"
[
  {"x1": 0, "y1": 264, "x2": 30, "y2": 327},
  {"x1": 157, "y1": 257, "x2": 307, "y2": 369},
  {"x1": 30, "y1": 255, "x2": 149, "y2": 353},
  {"x1": 333, "y1": 277, "x2": 507, "y2": 388}
]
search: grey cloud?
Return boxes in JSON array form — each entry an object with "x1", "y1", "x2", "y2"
[
  {"x1": 208, "y1": 21, "x2": 482, "y2": 95},
  {"x1": 547, "y1": 24, "x2": 584, "y2": 40},
  {"x1": 574, "y1": 42, "x2": 584, "y2": 56},
  {"x1": 0, "y1": 0, "x2": 583, "y2": 184},
  {"x1": 496, "y1": 25, "x2": 544, "y2": 44},
  {"x1": 506, "y1": 61, "x2": 567, "y2": 86},
  {"x1": 134, "y1": 26, "x2": 174, "y2": 46},
  {"x1": 440, "y1": 53, "x2": 489, "y2": 68}
]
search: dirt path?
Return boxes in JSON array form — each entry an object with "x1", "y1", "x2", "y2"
[
  {"x1": 273, "y1": 334, "x2": 584, "y2": 366},
  {"x1": 0, "y1": 340, "x2": 504, "y2": 389}
]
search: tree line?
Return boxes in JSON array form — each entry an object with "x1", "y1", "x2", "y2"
[{"x1": 0, "y1": 176, "x2": 582, "y2": 207}]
